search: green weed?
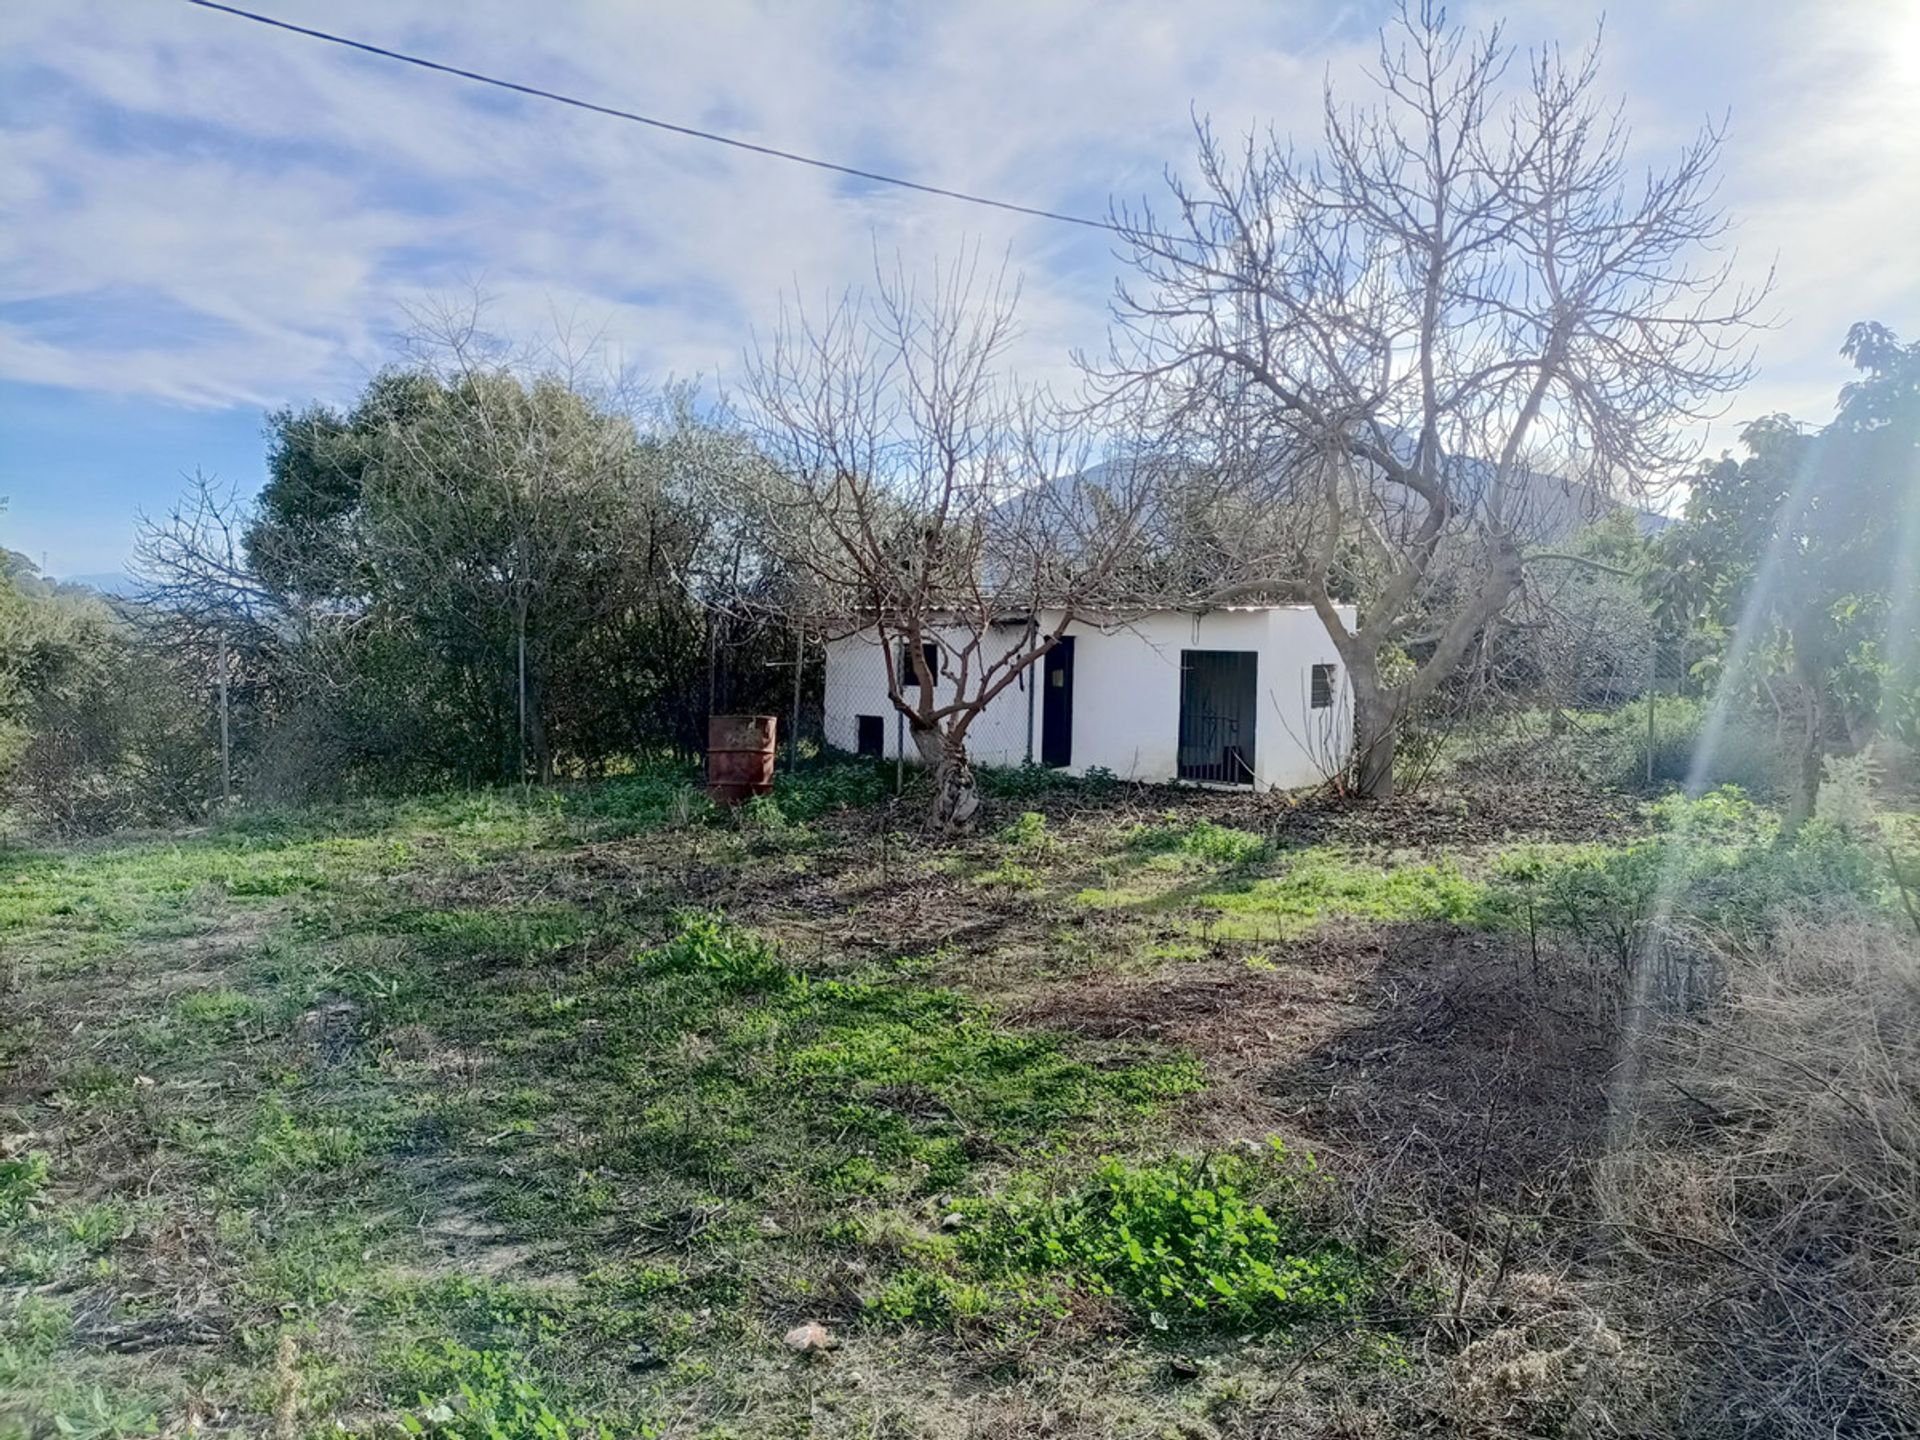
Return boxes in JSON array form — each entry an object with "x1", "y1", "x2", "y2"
[
  {"x1": 0, "y1": 1152, "x2": 49, "y2": 1226},
  {"x1": 378, "y1": 1343, "x2": 625, "y2": 1440},
  {"x1": 1125, "y1": 818, "x2": 1269, "y2": 866},
  {"x1": 881, "y1": 1143, "x2": 1374, "y2": 1336}
]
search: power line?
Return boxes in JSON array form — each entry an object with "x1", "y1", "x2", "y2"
[{"x1": 178, "y1": 0, "x2": 1125, "y2": 235}]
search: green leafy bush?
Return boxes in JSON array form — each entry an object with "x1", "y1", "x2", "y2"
[
  {"x1": 1483, "y1": 788, "x2": 1885, "y2": 956},
  {"x1": 736, "y1": 794, "x2": 792, "y2": 833},
  {"x1": 997, "y1": 810, "x2": 1051, "y2": 853},
  {"x1": 979, "y1": 763, "x2": 1117, "y2": 800},
  {"x1": 638, "y1": 914, "x2": 791, "y2": 994},
  {"x1": 1588, "y1": 698, "x2": 1791, "y2": 797},
  {"x1": 885, "y1": 1144, "x2": 1373, "y2": 1335},
  {"x1": 774, "y1": 759, "x2": 888, "y2": 820}
]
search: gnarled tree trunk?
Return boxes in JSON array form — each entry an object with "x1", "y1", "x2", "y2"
[
  {"x1": 1347, "y1": 666, "x2": 1400, "y2": 800},
  {"x1": 911, "y1": 721, "x2": 981, "y2": 835}
]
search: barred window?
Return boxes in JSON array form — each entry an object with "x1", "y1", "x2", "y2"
[{"x1": 1310, "y1": 662, "x2": 1337, "y2": 709}]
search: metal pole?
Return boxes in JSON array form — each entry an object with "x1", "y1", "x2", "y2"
[
  {"x1": 895, "y1": 712, "x2": 904, "y2": 794},
  {"x1": 1646, "y1": 639, "x2": 1657, "y2": 786},
  {"x1": 788, "y1": 630, "x2": 803, "y2": 774},
  {"x1": 217, "y1": 630, "x2": 232, "y2": 804},
  {"x1": 1023, "y1": 616, "x2": 1037, "y2": 765}
]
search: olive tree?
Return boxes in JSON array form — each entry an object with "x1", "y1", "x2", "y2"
[{"x1": 1101, "y1": 2, "x2": 1764, "y2": 795}]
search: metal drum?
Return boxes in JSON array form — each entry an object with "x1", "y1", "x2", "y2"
[{"x1": 707, "y1": 714, "x2": 777, "y2": 806}]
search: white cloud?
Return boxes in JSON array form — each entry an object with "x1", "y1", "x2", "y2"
[{"x1": 0, "y1": 0, "x2": 1913, "y2": 436}]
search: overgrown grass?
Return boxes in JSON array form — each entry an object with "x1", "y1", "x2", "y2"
[
  {"x1": 1, "y1": 792, "x2": 1216, "y2": 1440},
  {"x1": 1482, "y1": 788, "x2": 1890, "y2": 962},
  {"x1": 8, "y1": 759, "x2": 1909, "y2": 1438},
  {"x1": 1078, "y1": 849, "x2": 1484, "y2": 939},
  {"x1": 1075, "y1": 788, "x2": 1896, "y2": 946},
  {"x1": 1125, "y1": 817, "x2": 1271, "y2": 866}
]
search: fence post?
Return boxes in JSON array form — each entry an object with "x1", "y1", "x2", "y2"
[
  {"x1": 788, "y1": 630, "x2": 803, "y2": 774},
  {"x1": 217, "y1": 630, "x2": 232, "y2": 804},
  {"x1": 1023, "y1": 615, "x2": 1036, "y2": 765},
  {"x1": 1647, "y1": 639, "x2": 1658, "y2": 785}
]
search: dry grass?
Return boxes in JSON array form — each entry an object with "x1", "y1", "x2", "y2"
[{"x1": 1591, "y1": 916, "x2": 1920, "y2": 1438}]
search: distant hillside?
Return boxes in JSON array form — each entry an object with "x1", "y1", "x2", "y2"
[{"x1": 59, "y1": 572, "x2": 149, "y2": 599}]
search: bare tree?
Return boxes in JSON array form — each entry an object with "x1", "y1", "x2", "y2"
[
  {"x1": 133, "y1": 472, "x2": 293, "y2": 803},
  {"x1": 742, "y1": 254, "x2": 1158, "y2": 833},
  {"x1": 1100, "y1": 3, "x2": 1764, "y2": 796}
]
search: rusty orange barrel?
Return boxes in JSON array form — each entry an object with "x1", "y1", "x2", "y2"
[{"x1": 707, "y1": 714, "x2": 777, "y2": 806}]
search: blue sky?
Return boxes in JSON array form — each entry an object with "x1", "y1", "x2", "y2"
[{"x1": 3, "y1": 0, "x2": 1916, "y2": 578}]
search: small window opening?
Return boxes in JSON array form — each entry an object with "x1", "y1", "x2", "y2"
[
  {"x1": 855, "y1": 714, "x2": 884, "y2": 756},
  {"x1": 1310, "y1": 663, "x2": 1337, "y2": 710},
  {"x1": 898, "y1": 641, "x2": 939, "y2": 689}
]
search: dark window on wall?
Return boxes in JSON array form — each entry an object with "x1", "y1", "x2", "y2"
[
  {"x1": 1310, "y1": 663, "x2": 1337, "y2": 709},
  {"x1": 856, "y1": 715, "x2": 884, "y2": 756},
  {"x1": 898, "y1": 641, "x2": 939, "y2": 689}
]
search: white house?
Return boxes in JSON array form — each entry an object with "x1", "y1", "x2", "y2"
[{"x1": 822, "y1": 605, "x2": 1355, "y2": 790}]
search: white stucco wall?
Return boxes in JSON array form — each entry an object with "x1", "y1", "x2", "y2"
[{"x1": 822, "y1": 606, "x2": 1354, "y2": 790}]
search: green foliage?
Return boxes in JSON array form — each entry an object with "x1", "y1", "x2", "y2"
[
  {"x1": 735, "y1": 794, "x2": 792, "y2": 834},
  {"x1": 998, "y1": 810, "x2": 1051, "y2": 852},
  {"x1": 1191, "y1": 855, "x2": 1481, "y2": 938},
  {"x1": 1125, "y1": 818, "x2": 1269, "y2": 866},
  {"x1": 0, "y1": 1151, "x2": 49, "y2": 1226},
  {"x1": 382, "y1": 1344, "x2": 619, "y2": 1440},
  {"x1": 1581, "y1": 696, "x2": 1790, "y2": 796},
  {"x1": 1484, "y1": 788, "x2": 1886, "y2": 955},
  {"x1": 979, "y1": 763, "x2": 1118, "y2": 800},
  {"x1": 639, "y1": 913, "x2": 793, "y2": 994},
  {"x1": 771, "y1": 759, "x2": 889, "y2": 820},
  {"x1": 165, "y1": 370, "x2": 799, "y2": 800},
  {"x1": 1650, "y1": 326, "x2": 1920, "y2": 813},
  {"x1": 886, "y1": 1145, "x2": 1372, "y2": 1335},
  {"x1": 1078, "y1": 842, "x2": 1487, "y2": 940},
  {"x1": 606, "y1": 918, "x2": 1203, "y2": 1204},
  {"x1": 0, "y1": 552, "x2": 217, "y2": 835},
  {"x1": 782, "y1": 980, "x2": 1203, "y2": 1140},
  {"x1": 171, "y1": 987, "x2": 265, "y2": 1030},
  {"x1": 977, "y1": 810, "x2": 1052, "y2": 886}
]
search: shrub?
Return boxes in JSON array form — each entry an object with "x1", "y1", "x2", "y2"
[
  {"x1": 1591, "y1": 698, "x2": 1793, "y2": 797},
  {"x1": 736, "y1": 794, "x2": 792, "y2": 833},
  {"x1": 948, "y1": 1144, "x2": 1373, "y2": 1333},
  {"x1": 979, "y1": 763, "x2": 1119, "y2": 800},
  {"x1": 997, "y1": 810, "x2": 1051, "y2": 854},
  {"x1": 1814, "y1": 750, "x2": 1877, "y2": 834},
  {"x1": 774, "y1": 759, "x2": 888, "y2": 820},
  {"x1": 1483, "y1": 789, "x2": 1885, "y2": 966},
  {"x1": 638, "y1": 915, "x2": 791, "y2": 994}
]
